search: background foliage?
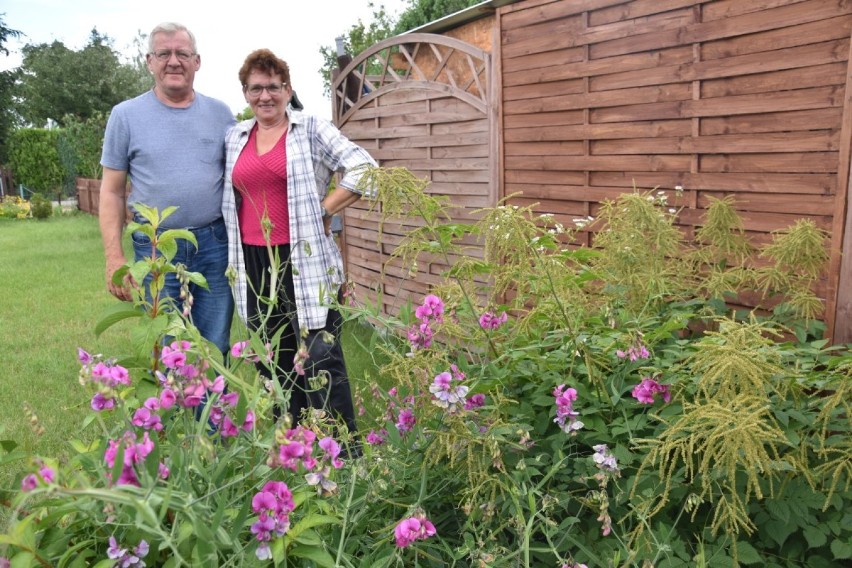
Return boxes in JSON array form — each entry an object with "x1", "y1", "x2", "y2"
[
  {"x1": 6, "y1": 128, "x2": 63, "y2": 196},
  {"x1": 15, "y1": 29, "x2": 150, "y2": 128},
  {"x1": 319, "y1": 0, "x2": 483, "y2": 97}
]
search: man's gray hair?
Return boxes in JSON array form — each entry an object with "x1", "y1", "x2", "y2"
[{"x1": 148, "y1": 22, "x2": 198, "y2": 54}]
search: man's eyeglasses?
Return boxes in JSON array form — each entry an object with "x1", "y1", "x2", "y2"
[
  {"x1": 245, "y1": 83, "x2": 287, "y2": 97},
  {"x1": 150, "y1": 50, "x2": 196, "y2": 62}
]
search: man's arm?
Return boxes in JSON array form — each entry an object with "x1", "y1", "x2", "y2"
[{"x1": 99, "y1": 167, "x2": 133, "y2": 301}]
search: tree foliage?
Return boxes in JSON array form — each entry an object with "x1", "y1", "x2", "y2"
[
  {"x1": 16, "y1": 28, "x2": 151, "y2": 127},
  {"x1": 0, "y1": 13, "x2": 22, "y2": 163},
  {"x1": 318, "y1": 0, "x2": 482, "y2": 98},
  {"x1": 393, "y1": 0, "x2": 484, "y2": 34}
]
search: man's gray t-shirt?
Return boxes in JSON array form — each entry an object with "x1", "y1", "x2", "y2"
[{"x1": 101, "y1": 90, "x2": 236, "y2": 229}]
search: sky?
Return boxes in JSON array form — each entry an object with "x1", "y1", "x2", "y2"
[{"x1": 1, "y1": 0, "x2": 409, "y2": 119}]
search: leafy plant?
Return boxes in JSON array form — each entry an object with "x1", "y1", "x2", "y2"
[
  {"x1": 1, "y1": 173, "x2": 849, "y2": 567},
  {"x1": 29, "y1": 194, "x2": 52, "y2": 219},
  {"x1": 6, "y1": 128, "x2": 64, "y2": 196}
]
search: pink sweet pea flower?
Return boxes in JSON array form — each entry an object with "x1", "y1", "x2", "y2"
[
  {"x1": 479, "y1": 310, "x2": 508, "y2": 330},
  {"x1": 394, "y1": 513, "x2": 437, "y2": 548},
  {"x1": 20, "y1": 474, "x2": 38, "y2": 492},
  {"x1": 91, "y1": 392, "x2": 115, "y2": 412},
  {"x1": 631, "y1": 377, "x2": 671, "y2": 405},
  {"x1": 159, "y1": 389, "x2": 177, "y2": 409}
]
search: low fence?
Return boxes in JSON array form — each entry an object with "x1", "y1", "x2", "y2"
[{"x1": 76, "y1": 177, "x2": 132, "y2": 220}]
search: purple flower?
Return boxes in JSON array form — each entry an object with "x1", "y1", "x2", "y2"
[
  {"x1": 77, "y1": 347, "x2": 93, "y2": 365},
  {"x1": 464, "y1": 393, "x2": 486, "y2": 410},
  {"x1": 553, "y1": 384, "x2": 583, "y2": 434},
  {"x1": 230, "y1": 340, "x2": 249, "y2": 358},
  {"x1": 429, "y1": 371, "x2": 469, "y2": 412},
  {"x1": 631, "y1": 377, "x2": 671, "y2": 405},
  {"x1": 394, "y1": 513, "x2": 437, "y2": 548},
  {"x1": 104, "y1": 431, "x2": 167, "y2": 487},
  {"x1": 91, "y1": 392, "x2": 115, "y2": 412},
  {"x1": 318, "y1": 437, "x2": 344, "y2": 469},
  {"x1": 592, "y1": 444, "x2": 619, "y2": 473},
  {"x1": 0, "y1": 557, "x2": 10, "y2": 568},
  {"x1": 415, "y1": 294, "x2": 444, "y2": 322},
  {"x1": 479, "y1": 310, "x2": 508, "y2": 330},
  {"x1": 616, "y1": 342, "x2": 651, "y2": 361},
  {"x1": 20, "y1": 474, "x2": 38, "y2": 492},
  {"x1": 407, "y1": 321, "x2": 434, "y2": 351},
  {"x1": 272, "y1": 426, "x2": 317, "y2": 471},
  {"x1": 395, "y1": 408, "x2": 416, "y2": 433},
  {"x1": 159, "y1": 389, "x2": 176, "y2": 409},
  {"x1": 107, "y1": 536, "x2": 149, "y2": 567},
  {"x1": 250, "y1": 481, "x2": 295, "y2": 557},
  {"x1": 366, "y1": 429, "x2": 387, "y2": 446},
  {"x1": 39, "y1": 464, "x2": 55, "y2": 483},
  {"x1": 131, "y1": 407, "x2": 162, "y2": 431}
]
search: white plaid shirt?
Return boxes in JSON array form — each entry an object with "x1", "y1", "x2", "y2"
[{"x1": 222, "y1": 108, "x2": 376, "y2": 330}]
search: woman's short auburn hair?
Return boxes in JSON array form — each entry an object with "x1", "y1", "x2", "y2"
[{"x1": 238, "y1": 49, "x2": 290, "y2": 87}]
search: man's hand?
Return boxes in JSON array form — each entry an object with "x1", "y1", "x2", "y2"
[{"x1": 105, "y1": 255, "x2": 135, "y2": 302}]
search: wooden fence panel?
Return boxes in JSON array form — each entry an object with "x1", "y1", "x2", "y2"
[
  {"x1": 500, "y1": 0, "x2": 852, "y2": 339},
  {"x1": 334, "y1": 33, "x2": 494, "y2": 316}
]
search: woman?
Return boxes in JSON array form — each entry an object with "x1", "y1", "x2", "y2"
[{"x1": 222, "y1": 49, "x2": 376, "y2": 435}]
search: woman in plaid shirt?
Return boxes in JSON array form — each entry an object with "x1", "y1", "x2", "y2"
[{"x1": 222, "y1": 49, "x2": 376, "y2": 439}]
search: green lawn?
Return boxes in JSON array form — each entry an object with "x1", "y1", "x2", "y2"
[
  {"x1": 0, "y1": 213, "x2": 133, "y2": 474},
  {"x1": 0, "y1": 212, "x2": 382, "y2": 492}
]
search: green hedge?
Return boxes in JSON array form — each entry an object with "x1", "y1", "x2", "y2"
[{"x1": 7, "y1": 128, "x2": 64, "y2": 196}]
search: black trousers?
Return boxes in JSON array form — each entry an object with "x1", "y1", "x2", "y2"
[{"x1": 242, "y1": 244, "x2": 357, "y2": 435}]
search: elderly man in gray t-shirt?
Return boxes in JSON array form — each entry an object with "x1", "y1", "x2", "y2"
[{"x1": 99, "y1": 22, "x2": 236, "y2": 356}]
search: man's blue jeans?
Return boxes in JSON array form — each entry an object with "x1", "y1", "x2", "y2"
[{"x1": 131, "y1": 217, "x2": 234, "y2": 356}]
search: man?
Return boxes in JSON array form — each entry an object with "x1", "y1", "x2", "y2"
[{"x1": 99, "y1": 22, "x2": 236, "y2": 356}]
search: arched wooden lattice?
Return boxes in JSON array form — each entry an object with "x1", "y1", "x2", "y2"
[{"x1": 333, "y1": 33, "x2": 496, "y2": 317}]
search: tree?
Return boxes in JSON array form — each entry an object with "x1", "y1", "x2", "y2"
[
  {"x1": 0, "y1": 14, "x2": 22, "y2": 163},
  {"x1": 16, "y1": 28, "x2": 151, "y2": 127},
  {"x1": 318, "y1": 0, "x2": 482, "y2": 98},
  {"x1": 319, "y1": 3, "x2": 396, "y2": 98},
  {"x1": 393, "y1": 0, "x2": 483, "y2": 35}
]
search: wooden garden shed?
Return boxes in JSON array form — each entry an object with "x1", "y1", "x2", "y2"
[{"x1": 331, "y1": 0, "x2": 852, "y2": 344}]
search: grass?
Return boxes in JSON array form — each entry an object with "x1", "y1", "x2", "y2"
[{"x1": 0, "y1": 211, "x2": 383, "y2": 493}]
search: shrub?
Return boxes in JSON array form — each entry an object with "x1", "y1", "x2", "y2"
[
  {"x1": 29, "y1": 194, "x2": 52, "y2": 219},
  {"x1": 6, "y1": 128, "x2": 64, "y2": 196},
  {"x1": 0, "y1": 196, "x2": 30, "y2": 219},
  {"x1": 1, "y1": 174, "x2": 849, "y2": 567}
]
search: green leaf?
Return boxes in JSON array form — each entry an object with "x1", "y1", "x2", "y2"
[
  {"x1": 804, "y1": 526, "x2": 828, "y2": 548},
  {"x1": 157, "y1": 237, "x2": 178, "y2": 262},
  {"x1": 184, "y1": 270, "x2": 208, "y2": 289},
  {"x1": 271, "y1": 537, "x2": 285, "y2": 566},
  {"x1": 289, "y1": 543, "x2": 337, "y2": 568},
  {"x1": 10, "y1": 552, "x2": 36, "y2": 568},
  {"x1": 0, "y1": 439, "x2": 18, "y2": 452},
  {"x1": 831, "y1": 539, "x2": 852, "y2": 559},
  {"x1": 764, "y1": 519, "x2": 797, "y2": 548},
  {"x1": 161, "y1": 228, "x2": 197, "y2": 248},
  {"x1": 10, "y1": 515, "x2": 37, "y2": 550},
  {"x1": 95, "y1": 303, "x2": 143, "y2": 336},
  {"x1": 735, "y1": 541, "x2": 762, "y2": 565}
]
